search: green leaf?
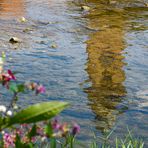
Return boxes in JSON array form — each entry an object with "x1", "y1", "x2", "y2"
[
  {"x1": 7, "y1": 101, "x2": 68, "y2": 126},
  {"x1": 9, "y1": 83, "x2": 25, "y2": 93},
  {"x1": 0, "y1": 117, "x2": 3, "y2": 126},
  {"x1": 9, "y1": 83, "x2": 18, "y2": 93},
  {"x1": 50, "y1": 138, "x2": 56, "y2": 148},
  {"x1": 15, "y1": 134, "x2": 23, "y2": 148},
  {"x1": 27, "y1": 124, "x2": 37, "y2": 140},
  {"x1": 15, "y1": 134, "x2": 34, "y2": 148},
  {"x1": 17, "y1": 84, "x2": 25, "y2": 93},
  {"x1": 25, "y1": 143, "x2": 34, "y2": 148},
  {"x1": 44, "y1": 121, "x2": 53, "y2": 137}
]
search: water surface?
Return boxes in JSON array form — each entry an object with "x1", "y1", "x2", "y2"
[{"x1": 0, "y1": 0, "x2": 148, "y2": 146}]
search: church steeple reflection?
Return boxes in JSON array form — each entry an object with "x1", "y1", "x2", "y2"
[{"x1": 83, "y1": 1, "x2": 127, "y2": 131}]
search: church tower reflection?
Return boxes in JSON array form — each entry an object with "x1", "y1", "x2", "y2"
[{"x1": 83, "y1": 1, "x2": 127, "y2": 131}]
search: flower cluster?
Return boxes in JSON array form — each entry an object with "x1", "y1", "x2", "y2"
[
  {"x1": 0, "y1": 105, "x2": 12, "y2": 116},
  {"x1": 1, "y1": 120, "x2": 80, "y2": 148},
  {"x1": 25, "y1": 82, "x2": 46, "y2": 95},
  {"x1": 0, "y1": 53, "x2": 80, "y2": 148},
  {"x1": 51, "y1": 119, "x2": 80, "y2": 137},
  {"x1": 3, "y1": 133, "x2": 15, "y2": 148},
  {"x1": 0, "y1": 70, "x2": 16, "y2": 88},
  {"x1": 1, "y1": 124, "x2": 37, "y2": 148}
]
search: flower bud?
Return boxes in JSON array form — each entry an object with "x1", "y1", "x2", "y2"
[{"x1": 72, "y1": 123, "x2": 80, "y2": 136}]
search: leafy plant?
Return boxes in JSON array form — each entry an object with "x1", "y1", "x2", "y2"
[
  {"x1": 1, "y1": 102, "x2": 68, "y2": 130},
  {"x1": 89, "y1": 128, "x2": 144, "y2": 148},
  {"x1": 0, "y1": 53, "x2": 74, "y2": 148},
  {"x1": 0, "y1": 53, "x2": 68, "y2": 129}
]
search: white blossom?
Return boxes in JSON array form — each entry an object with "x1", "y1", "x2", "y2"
[
  {"x1": 41, "y1": 136, "x2": 47, "y2": 142},
  {"x1": 13, "y1": 105, "x2": 18, "y2": 110},
  {"x1": 0, "y1": 105, "x2": 7, "y2": 112},
  {"x1": 1, "y1": 131, "x2": 5, "y2": 134},
  {"x1": 6, "y1": 110, "x2": 13, "y2": 116}
]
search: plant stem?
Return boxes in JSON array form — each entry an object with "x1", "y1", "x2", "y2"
[{"x1": 5, "y1": 92, "x2": 18, "y2": 116}]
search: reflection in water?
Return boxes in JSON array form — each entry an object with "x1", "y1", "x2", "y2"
[
  {"x1": 83, "y1": 1, "x2": 127, "y2": 131},
  {"x1": 0, "y1": 0, "x2": 25, "y2": 19}
]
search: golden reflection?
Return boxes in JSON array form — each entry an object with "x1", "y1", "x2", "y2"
[
  {"x1": 0, "y1": 0, "x2": 25, "y2": 19},
  {"x1": 83, "y1": 1, "x2": 127, "y2": 131}
]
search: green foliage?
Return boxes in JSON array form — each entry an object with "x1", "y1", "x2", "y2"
[
  {"x1": 17, "y1": 84, "x2": 25, "y2": 93},
  {"x1": 9, "y1": 83, "x2": 25, "y2": 93},
  {"x1": 9, "y1": 83, "x2": 18, "y2": 93},
  {"x1": 6, "y1": 101, "x2": 68, "y2": 127},
  {"x1": 27, "y1": 124, "x2": 37, "y2": 141},
  {"x1": 15, "y1": 134, "x2": 34, "y2": 148},
  {"x1": 89, "y1": 128, "x2": 144, "y2": 148},
  {"x1": 50, "y1": 138, "x2": 57, "y2": 148},
  {"x1": 114, "y1": 129, "x2": 144, "y2": 148},
  {"x1": 44, "y1": 122, "x2": 53, "y2": 137},
  {"x1": 0, "y1": 54, "x2": 70, "y2": 148}
]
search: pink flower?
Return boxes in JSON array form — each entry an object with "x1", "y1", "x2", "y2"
[
  {"x1": 3, "y1": 133, "x2": 15, "y2": 148},
  {"x1": 2, "y1": 70, "x2": 16, "y2": 88},
  {"x1": 7, "y1": 70, "x2": 16, "y2": 80},
  {"x1": 2, "y1": 73, "x2": 11, "y2": 82},
  {"x1": 36, "y1": 85, "x2": 46, "y2": 94},
  {"x1": 52, "y1": 119, "x2": 61, "y2": 130},
  {"x1": 37, "y1": 126, "x2": 44, "y2": 136},
  {"x1": 2, "y1": 70, "x2": 16, "y2": 81},
  {"x1": 31, "y1": 137, "x2": 36, "y2": 143},
  {"x1": 15, "y1": 128, "x2": 23, "y2": 136},
  {"x1": 22, "y1": 136, "x2": 29, "y2": 143},
  {"x1": 59, "y1": 123, "x2": 69, "y2": 133},
  {"x1": 72, "y1": 123, "x2": 80, "y2": 136}
]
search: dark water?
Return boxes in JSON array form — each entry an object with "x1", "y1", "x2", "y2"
[{"x1": 0, "y1": 0, "x2": 148, "y2": 146}]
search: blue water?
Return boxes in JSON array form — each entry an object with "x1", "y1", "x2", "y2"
[{"x1": 0, "y1": 0, "x2": 147, "y2": 146}]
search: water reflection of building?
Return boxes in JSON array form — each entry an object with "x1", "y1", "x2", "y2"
[
  {"x1": 0, "y1": 0, "x2": 25, "y2": 19},
  {"x1": 83, "y1": 1, "x2": 127, "y2": 131}
]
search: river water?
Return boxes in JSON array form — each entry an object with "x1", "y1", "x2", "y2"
[{"x1": 0, "y1": 0, "x2": 148, "y2": 146}]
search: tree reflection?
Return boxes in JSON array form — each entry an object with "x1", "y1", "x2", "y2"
[{"x1": 0, "y1": 0, "x2": 25, "y2": 19}]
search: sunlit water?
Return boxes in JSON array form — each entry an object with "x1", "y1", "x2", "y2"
[{"x1": 0, "y1": 0, "x2": 148, "y2": 146}]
